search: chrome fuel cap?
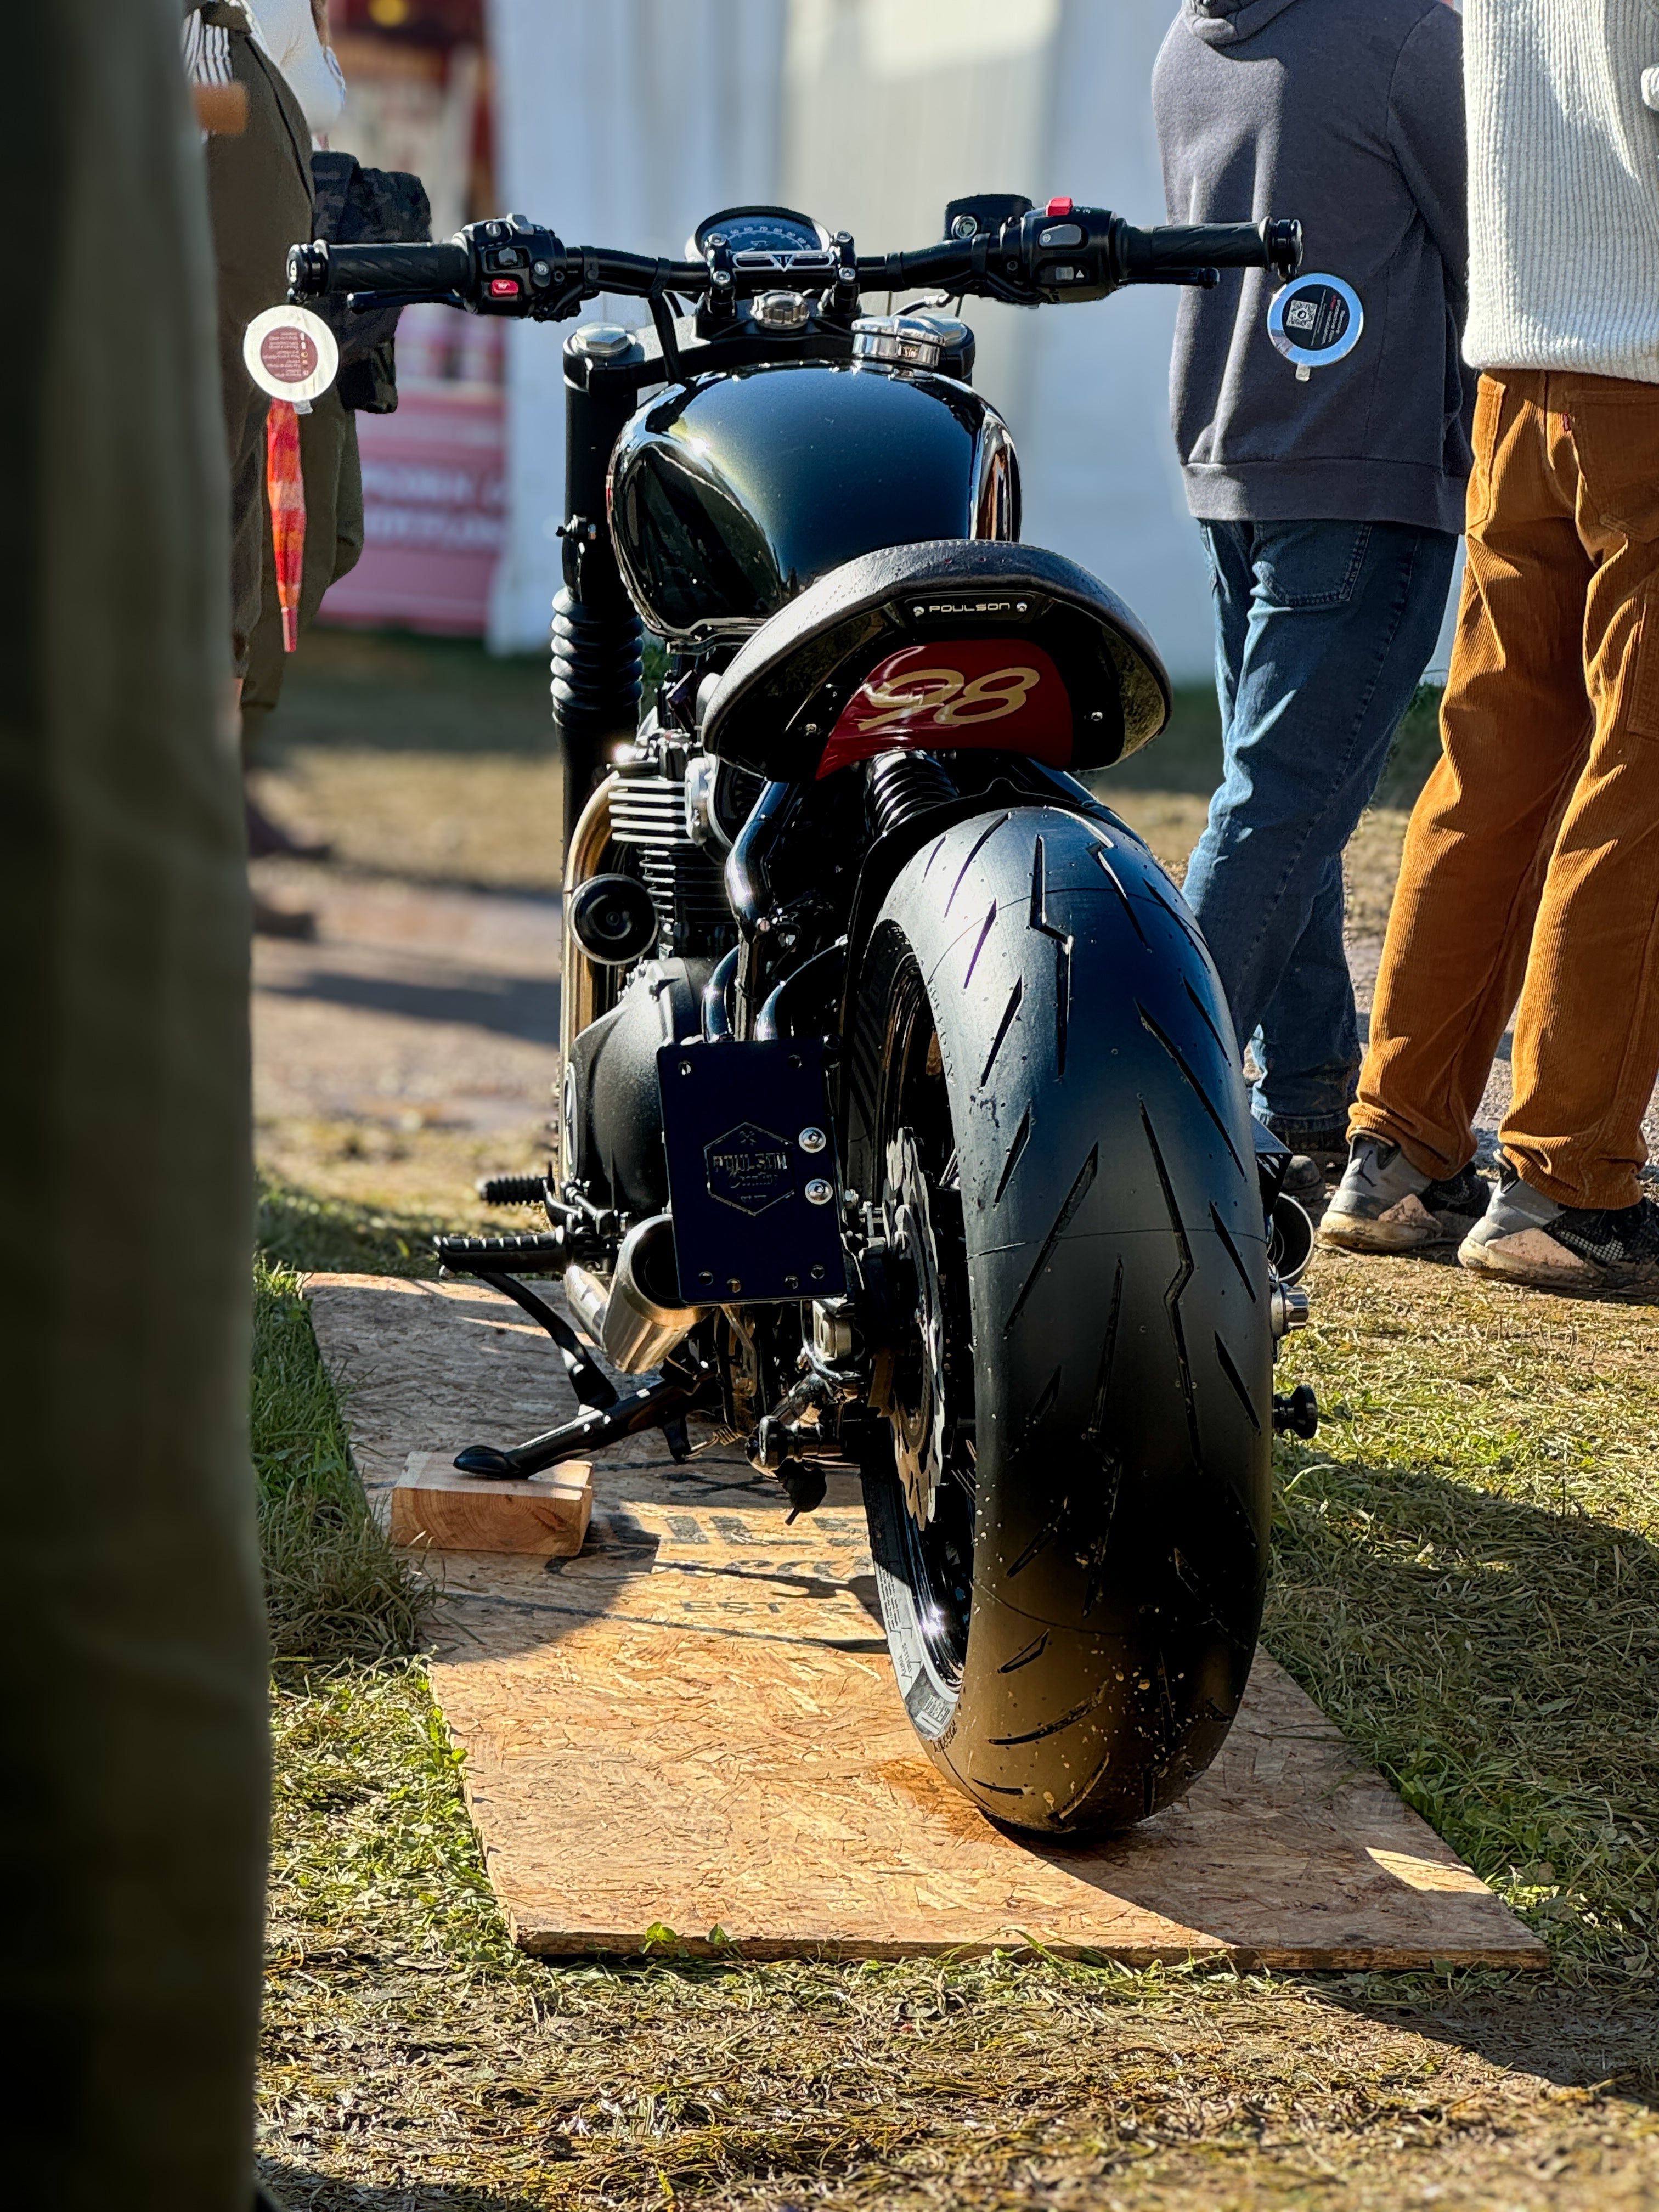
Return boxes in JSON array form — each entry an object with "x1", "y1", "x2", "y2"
[{"x1": 851, "y1": 313, "x2": 970, "y2": 371}]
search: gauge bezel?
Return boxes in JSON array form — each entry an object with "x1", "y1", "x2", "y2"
[{"x1": 687, "y1": 205, "x2": 833, "y2": 259}]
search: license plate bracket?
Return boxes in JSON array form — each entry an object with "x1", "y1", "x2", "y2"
[{"x1": 656, "y1": 1039, "x2": 847, "y2": 1304}]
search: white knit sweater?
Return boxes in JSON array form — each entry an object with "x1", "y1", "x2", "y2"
[{"x1": 1464, "y1": 0, "x2": 1659, "y2": 381}]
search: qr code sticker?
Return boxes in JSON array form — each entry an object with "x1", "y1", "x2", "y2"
[{"x1": 1286, "y1": 298, "x2": 1319, "y2": 334}]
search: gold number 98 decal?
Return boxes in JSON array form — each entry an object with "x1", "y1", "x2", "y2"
[{"x1": 855, "y1": 665, "x2": 1041, "y2": 734}]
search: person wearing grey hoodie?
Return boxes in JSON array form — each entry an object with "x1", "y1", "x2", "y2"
[{"x1": 1153, "y1": 0, "x2": 1475, "y2": 1189}]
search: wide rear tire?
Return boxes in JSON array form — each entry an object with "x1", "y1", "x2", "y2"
[{"x1": 844, "y1": 804, "x2": 1272, "y2": 1835}]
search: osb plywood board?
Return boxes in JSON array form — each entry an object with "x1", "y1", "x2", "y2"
[{"x1": 304, "y1": 1273, "x2": 1548, "y2": 1968}]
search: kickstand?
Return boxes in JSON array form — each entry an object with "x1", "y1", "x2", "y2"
[
  {"x1": 454, "y1": 1373, "x2": 706, "y2": 1479},
  {"x1": 474, "y1": 1272, "x2": 617, "y2": 1412}
]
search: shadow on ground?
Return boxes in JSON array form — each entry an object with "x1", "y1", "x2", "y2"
[
  {"x1": 1266, "y1": 1448, "x2": 1659, "y2": 1982},
  {"x1": 259, "y1": 961, "x2": 559, "y2": 1044},
  {"x1": 1310, "y1": 1979, "x2": 1659, "y2": 2107}
]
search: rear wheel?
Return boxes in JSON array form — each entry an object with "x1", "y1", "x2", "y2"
[{"x1": 844, "y1": 805, "x2": 1272, "y2": 1834}]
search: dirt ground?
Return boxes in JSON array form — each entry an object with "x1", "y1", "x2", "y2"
[{"x1": 251, "y1": 630, "x2": 1658, "y2": 2210}]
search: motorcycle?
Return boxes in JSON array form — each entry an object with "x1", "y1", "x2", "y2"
[{"x1": 287, "y1": 192, "x2": 1319, "y2": 1836}]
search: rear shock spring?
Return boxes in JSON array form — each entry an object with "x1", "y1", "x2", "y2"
[{"x1": 867, "y1": 749, "x2": 957, "y2": 839}]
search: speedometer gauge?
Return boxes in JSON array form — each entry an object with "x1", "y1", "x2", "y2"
[{"x1": 689, "y1": 205, "x2": 831, "y2": 258}]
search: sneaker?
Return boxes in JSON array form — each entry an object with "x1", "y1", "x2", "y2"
[
  {"x1": 252, "y1": 893, "x2": 317, "y2": 941},
  {"x1": 1260, "y1": 1120, "x2": 1350, "y2": 1201},
  {"x1": 246, "y1": 787, "x2": 331, "y2": 861},
  {"x1": 1458, "y1": 1166, "x2": 1659, "y2": 1290},
  {"x1": 1280, "y1": 1152, "x2": 1328, "y2": 1200},
  {"x1": 1318, "y1": 1135, "x2": 1488, "y2": 1254}
]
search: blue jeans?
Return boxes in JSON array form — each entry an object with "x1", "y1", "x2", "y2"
[{"x1": 1182, "y1": 518, "x2": 1459, "y2": 1138}]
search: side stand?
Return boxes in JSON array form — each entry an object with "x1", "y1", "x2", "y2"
[
  {"x1": 454, "y1": 1374, "x2": 703, "y2": 1479},
  {"x1": 472, "y1": 1271, "x2": 617, "y2": 1412},
  {"x1": 435, "y1": 1252, "x2": 715, "y2": 1478}
]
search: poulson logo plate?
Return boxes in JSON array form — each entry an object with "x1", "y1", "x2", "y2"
[{"x1": 706, "y1": 1122, "x2": 794, "y2": 1215}]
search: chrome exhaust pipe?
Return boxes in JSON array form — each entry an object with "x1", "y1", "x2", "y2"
[
  {"x1": 562, "y1": 1261, "x2": 610, "y2": 1347},
  {"x1": 599, "y1": 1214, "x2": 702, "y2": 1375},
  {"x1": 558, "y1": 771, "x2": 620, "y2": 1183}
]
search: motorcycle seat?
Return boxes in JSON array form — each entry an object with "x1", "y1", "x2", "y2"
[{"x1": 700, "y1": 538, "x2": 1171, "y2": 783}]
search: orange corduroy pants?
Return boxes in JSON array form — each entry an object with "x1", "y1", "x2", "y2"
[{"x1": 1352, "y1": 368, "x2": 1659, "y2": 1212}]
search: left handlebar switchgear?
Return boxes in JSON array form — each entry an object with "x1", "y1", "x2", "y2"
[{"x1": 287, "y1": 216, "x2": 588, "y2": 319}]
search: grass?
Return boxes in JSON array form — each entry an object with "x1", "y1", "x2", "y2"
[
  {"x1": 246, "y1": 627, "x2": 565, "y2": 896},
  {"x1": 257, "y1": 1171, "x2": 447, "y2": 1282},
  {"x1": 258, "y1": 1655, "x2": 1659, "y2": 2208},
  {"x1": 253, "y1": 628, "x2": 555, "y2": 758},
  {"x1": 1266, "y1": 1252, "x2": 1659, "y2": 1982},
  {"x1": 255, "y1": 1178, "x2": 437, "y2": 1666}
]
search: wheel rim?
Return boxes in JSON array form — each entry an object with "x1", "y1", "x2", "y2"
[{"x1": 877, "y1": 963, "x2": 978, "y2": 1692}]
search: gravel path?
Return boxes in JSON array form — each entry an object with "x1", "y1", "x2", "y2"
[{"x1": 252, "y1": 858, "x2": 561, "y2": 1138}]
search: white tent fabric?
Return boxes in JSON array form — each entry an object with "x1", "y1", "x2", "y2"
[
  {"x1": 778, "y1": 0, "x2": 1214, "y2": 676},
  {"x1": 485, "y1": 0, "x2": 786, "y2": 651},
  {"x1": 487, "y1": 0, "x2": 1459, "y2": 684}
]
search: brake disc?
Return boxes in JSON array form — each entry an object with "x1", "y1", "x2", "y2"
[{"x1": 884, "y1": 1128, "x2": 947, "y2": 1528}]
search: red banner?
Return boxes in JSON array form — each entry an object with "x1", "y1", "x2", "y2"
[{"x1": 319, "y1": 382, "x2": 506, "y2": 635}]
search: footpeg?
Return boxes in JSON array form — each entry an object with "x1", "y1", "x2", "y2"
[
  {"x1": 1272, "y1": 1385, "x2": 1319, "y2": 1439},
  {"x1": 476, "y1": 1172, "x2": 549, "y2": 1206},
  {"x1": 435, "y1": 1231, "x2": 565, "y2": 1276}
]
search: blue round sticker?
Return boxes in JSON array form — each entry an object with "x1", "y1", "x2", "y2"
[{"x1": 1267, "y1": 274, "x2": 1364, "y2": 372}]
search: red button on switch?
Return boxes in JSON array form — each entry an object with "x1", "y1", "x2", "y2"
[
  {"x1": 1046, "y1": 196, "x2": 1074, "y2": 219},
  {"x1": 489, "y1": 276, "x2": 521, "y2": 297}
]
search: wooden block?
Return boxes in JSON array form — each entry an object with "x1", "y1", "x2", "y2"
[{"x1": 390, "y1": 1450, "x2": 592, "y2": 1557}]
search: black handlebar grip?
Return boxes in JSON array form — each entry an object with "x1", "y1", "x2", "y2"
[
  {"x1": 1123, "y1": 222, "x2": 1271, "y2": 275},
  {"x1": 289, "y1": 239, "x2": 473, "y2": 298},
  {"x1": 1122, "y1": 218, "x2": 1303, "y2": 283}
]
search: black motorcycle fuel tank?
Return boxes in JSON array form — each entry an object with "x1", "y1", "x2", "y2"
[{"x1": 606, "y1": 361, "x2": 1018, "y2": 640}]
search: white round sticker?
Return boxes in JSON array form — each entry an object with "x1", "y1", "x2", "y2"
[
  {"x1": 242, "y1": 304, "x2": 340, "y2": 403},
  {"x1": 1267, "y1": 274, "x2": 1364, "y2": 373}
]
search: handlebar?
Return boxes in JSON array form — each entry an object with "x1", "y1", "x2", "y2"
[{"x1": 288, "y1": 206, "x2": 1302, "y2": 324}]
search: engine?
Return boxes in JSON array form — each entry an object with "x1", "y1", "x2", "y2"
[
  {"x1": 607, "y1": 742, "x2": 760, "y2": 960},
  {"x1": 560, "y1": 735, "x2": 764, "y2": 1210}
]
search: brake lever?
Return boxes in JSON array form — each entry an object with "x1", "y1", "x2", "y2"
[{"x1": 1137, "y1": 268, "x2": 1222, "y2": 290}]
